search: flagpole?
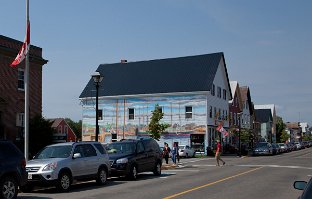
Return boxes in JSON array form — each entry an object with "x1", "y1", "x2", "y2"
[{"x1": 25, "y1": 0, "x2": 30, "y2": 161}]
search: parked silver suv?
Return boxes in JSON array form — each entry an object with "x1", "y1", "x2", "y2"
[{"x1": 22, "y1": 141, "x2": 110, "y2": 192}]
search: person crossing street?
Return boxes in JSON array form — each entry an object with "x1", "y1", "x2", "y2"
[{"x1": 215, "y1": 140, "x2": 225, "y2": 166}]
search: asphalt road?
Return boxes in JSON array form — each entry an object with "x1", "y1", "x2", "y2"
[{"x1": 19, "y1": 147, "x2": 312, "y2": 199}]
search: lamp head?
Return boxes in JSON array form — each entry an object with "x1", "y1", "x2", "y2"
[{"x1": 92, "y1": 71, "x2": 103, "y2": 83}]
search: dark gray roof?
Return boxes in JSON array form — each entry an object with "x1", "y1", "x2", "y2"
[
  {"x1": 255, "y1": 109, "x2": 273, "y2": 123},
  {"x1": 79, "y1": 52, "x2": 231, "y2": 98}
]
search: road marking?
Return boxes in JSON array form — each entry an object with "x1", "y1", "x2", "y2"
[
  {"x1": 163, "y1": 169, "x2": 199, "y2": 173},
  {"x1": 192, "y1": 164, "x2": 219, "y2": 167},
  {"x1": 162, "y1": 167, "x2": 263, "y2": 199},
  {"x1": 238, "y1": 164, "x2": 312, "y2": 170},
  {"x1": 182, "y1": 159, "x2": 213, "y2": 164},
  {"x1": 187, "y1": 164, "x2": 312, "y2": 170}
]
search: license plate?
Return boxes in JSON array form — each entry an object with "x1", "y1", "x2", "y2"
[{"x1": 28, "y1": 174, "x2": 32, "y2": 180}]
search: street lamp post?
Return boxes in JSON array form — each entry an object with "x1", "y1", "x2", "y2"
[{"x1": 92, "y1": 71, "x2": 103, "y2": 142}]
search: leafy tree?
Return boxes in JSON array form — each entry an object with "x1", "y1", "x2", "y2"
[
  {"x1": 65, "y1": 118, "x2": 82, "y2": 140},
  {"x1": 29, "y1": 115, "x2": 54, "y2": 157},
  {"x1": 280, "y1": 130, "x2": 290, "y2": 143},
  {"x1": 240, "y1": 129, "x2": 252, "y2": 143},
  {"x1": 232, "y1": 129, "x2": 251, "y2": 143},
  {"x1": 276, "y1": 116, "x2": 285, "y2": 143},
  {"x1": 148, "y1": 104, "x2": 170, "y2": 140},
  {"x1": 302, "y1": 134, "x2": 312, "y2": 141}
]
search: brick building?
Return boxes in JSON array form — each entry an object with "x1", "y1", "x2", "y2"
[{"x1": 0, "y1": 35, "x2": 47, "y2": 144}]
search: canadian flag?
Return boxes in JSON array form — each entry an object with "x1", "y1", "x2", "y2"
[
  {"x1": 216, "y1": 124, "x2": 229, "y2": 137},
  {"x1": 10, "y1": 21, "x2": 30, "y2": 67}
]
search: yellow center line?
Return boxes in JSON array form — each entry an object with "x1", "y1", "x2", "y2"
[{"x1": 163, "y1": 167, "x2": 263, "y2": 199}]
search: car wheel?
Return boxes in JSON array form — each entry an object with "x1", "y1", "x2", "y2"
[
  {"x1": 0, "y1": 176, "x2": 18, "y2": 199},
  {"x1": 20, "y1": 184, "x2": 34, "y2": 193},
  {"x1": 56, "y1": 172, "x2": 71, "y2": 192},
  {"x1": 96, "y1": 167, "x2": 107, "y2": 185},
  {"x1": 127, "y1": 165, "x2": 138, "y2": 180},
  {"x1": 153, "y1": 161, "x2": 162, "y2": 176}
]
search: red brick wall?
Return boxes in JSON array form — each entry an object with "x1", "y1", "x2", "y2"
[
  {"x1": 229, "y1": 92, "x2": 241, "y2": 127},
  {"x1": 0, "y1": 35, "x2": 47, "y2": 141}
]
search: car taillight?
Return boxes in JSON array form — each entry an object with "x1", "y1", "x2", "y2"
[{"x1": 21, "y1": 159, "x2": 26, "y2": 168}]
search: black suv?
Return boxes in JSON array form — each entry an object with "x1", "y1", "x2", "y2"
[
  {"x1": 0, "y1": 141, "x2": 27, "y2": 199},
  {"x1": 106, "y1": 138, "x2": 162, "y2": 180}
]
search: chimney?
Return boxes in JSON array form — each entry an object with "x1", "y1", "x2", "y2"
[{"x1": 121, "y1": 59, "x2": 127, "y2": 63}]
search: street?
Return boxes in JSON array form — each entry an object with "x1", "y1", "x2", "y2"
[{"x1": 19, "y1": 148, "x2": 312, "y2": 199}]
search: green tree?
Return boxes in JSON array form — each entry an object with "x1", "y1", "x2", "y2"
[
  {"x1": 276, "y1": 116, "x2": 285, "y2": 143},
  {"x1": 148, "y1": 104, "x2": 170, "y2": 140},
  {"x1": 240, "y1": 129, "x2": 251, "y2": 143},
  {"x1": 280, "y1": 130, "x2": 290, "y2": 143},
  {"x1": 65, "y1": 118, "x2": 82, "y2": 140},
  {"x1": 302, "y1": 133, "x2": 312, "y2": 141},
  {"x1": 29, "y1": 115, "x2": 54, "y2": 157}
]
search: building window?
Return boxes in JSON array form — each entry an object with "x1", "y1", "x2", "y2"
[
  {"x1": 18, "y1": 69, "x2": 24, "y2": 90},
  {"x1": 128, "y1": 108, "x2": 134, "y2": 120},
  {"x1": 16, "y1": 113, "x2": 24, "y2": 127},
  {"x1": 218, "y1": 108, "x2": 221, "y2": 120},
  {"x1": 217, "y1": 87, "x2": 221, "y2": 98},
  {"x1": 58, "y1": 126, "x2": 62, "y2": 134},
  {"x1": 223, "y1": 89, "x2": 227, "y2": 100},
  {"x1": 211, "y1": 84, "x2": 215, "y2": 96},
  {"x1": 64, "y1": 126, "x2": 68, "y2": 134},
  {"x1": 98, "y1": 109, "x2": 103, "y2": 120},
  {"x1": 234, "y1": 113, "x2": 236, "y2": 125},
  {"x1": 185, "y1": 106, "x2": 192, "y2": 119},
  {"x1": 214, "y1": 107, "x2": 217, "y2": 118},
  {"x1": 225, "y1": 110, "x2": 228, "y2": 121},
  {"x1": 230, "y1": 112, "x2": 232, "y2": 124},
  {"x1": 209, "y1": 106, "x2": 212, "y2": 118}
]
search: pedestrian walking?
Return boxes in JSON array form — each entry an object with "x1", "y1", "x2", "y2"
[
  {"x1": 176, "y1": 142, "x2": 180, "y2": 164},
  {"x1": 171, "y1": 143, "x2": 178, "y2": 165},
  {"x1": 162, "y1": 143, "x2": 171, "y2": 164},
  {"x1": 215, "y1": 140, "x2": 225, "y2": 166}
]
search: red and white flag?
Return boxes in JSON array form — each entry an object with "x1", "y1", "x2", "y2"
[
  {"x1": 10, "y1": 21, "x2": 30, "y2": 67},
  {"x1": 216, "y1": 124, "x2": 229, "y2": 137}
]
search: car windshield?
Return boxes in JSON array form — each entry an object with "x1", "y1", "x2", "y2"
[
  {"x1": 106, "y1": 143, "x2": 136, "y2": 155},
  {"x1": 34, "y1": 145, "x2": 72, "y2": 159},
  {"x1": 256, "y1": 143, "x2": 268, "y2": 148},
  {"x1": 179, "y1": 146, "x2": 186, "y2": 149}
]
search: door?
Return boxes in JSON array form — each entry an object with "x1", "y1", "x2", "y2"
[
  {"x1": 82, "y1": 144, "x2": 98, "y2": 175},
  {"x1": 71, "y1": 145, "x2": 88, "y2": 177},
  {"x1": 135, "y1": 141, "x2": 148, "y2": 172}
]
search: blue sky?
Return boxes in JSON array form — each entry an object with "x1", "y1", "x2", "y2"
[{"x1": 1, "y1": 0, "x2": 311, "y2": 125}]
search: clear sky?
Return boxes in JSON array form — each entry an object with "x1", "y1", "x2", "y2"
[{"x1": 1, "y1": 1, "x2": 311, "y2": 125}]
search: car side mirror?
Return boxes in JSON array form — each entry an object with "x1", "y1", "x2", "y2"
[
  {"x1": 73, "y1": 153, "x2": 82, "y2": 159},
  {"x1": 294, "y1": 181, "x2": 307, "y2": 190}
]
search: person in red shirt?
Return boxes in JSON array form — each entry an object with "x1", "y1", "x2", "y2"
[{"x1": 215, "y1": 140, "x2": 225, "y2": 166}]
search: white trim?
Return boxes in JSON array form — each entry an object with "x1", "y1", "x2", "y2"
[{"x1": 79, "y1": 91, "x2": 210, "y2": 101}]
